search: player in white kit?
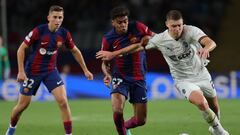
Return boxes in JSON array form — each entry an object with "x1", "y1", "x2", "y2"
[{"x1": 96, "y1": 10, "x2": 229, "y2": 135}]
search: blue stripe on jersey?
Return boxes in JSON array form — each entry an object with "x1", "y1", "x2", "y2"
[
  {"x1": 103, "y1": 21, "x2": 149, "y2": 82},
  {"x1": 24, "y1": 24, "x2": 71, "y2": 74}
]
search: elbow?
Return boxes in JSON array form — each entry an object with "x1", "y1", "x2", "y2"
[
  {"x1": 214, "y1": 42, "x2": 217, "y2": 49},
  {"x1": 17, "y1": 47, "x2": 23, "y2": 56},
  {"x1": 212, "y1": 41, "x2": 217, "y2": 50}
]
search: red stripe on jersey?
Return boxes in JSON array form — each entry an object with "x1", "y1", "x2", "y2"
[
  {"x1": 136, "y1": 21, "x2": 153, "y2": 36},
  {"x1": 101, "y1": 37, "x2": 110, "y2": 51},
  {"x1": 30, "y1": 52, "x2": 43, "y2": 75},
  {"x1": 24, "y1": 28, "x2": 39, "y2": 46},
  {"x1": 65, "y1": 32, "x2": 75, "y2": 49},
  {"x1": 30, "y1": 35, "x2": 50, "y2": 75},
  {"x1": 132, "y1": 52, "x2": 144, "y2": 80}
]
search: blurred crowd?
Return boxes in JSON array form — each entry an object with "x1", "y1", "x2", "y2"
[{"x1": 1, "y1": 0, "x2": 230, "y2": 76}]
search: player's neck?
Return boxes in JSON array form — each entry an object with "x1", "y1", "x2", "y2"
[
  {"x1": 114, "y1": 28, "x2": 126, "y2": 35},
  {"x1": 48, "y1": 24, "x2": 58, "y2": 32},
  {"x1": 168, "y1": 31, "x2": 182, "y2": 41}
]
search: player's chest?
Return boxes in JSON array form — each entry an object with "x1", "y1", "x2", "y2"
[
  {"x1": 38, "y1": 34, "x2": 64, "y2": 49},
  {"x1": 112, "y1": 33, "x2": 141, "y2": 50},
  {"x1": 161, "y1": 40, "x2": 192, "y2": 55}
]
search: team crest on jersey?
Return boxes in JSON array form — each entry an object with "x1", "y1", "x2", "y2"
[
  {"x1": 57, "y1": 41, "x2": 63, "y2": 47},
  {"x1": 39, "y1": 48, "x2": 47, "y2": 55},
  {"x1": 128, "y1": 34, "x2": 138, "y2": 44}
]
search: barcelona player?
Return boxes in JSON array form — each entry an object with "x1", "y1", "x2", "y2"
[
  {"x1": 97, "y1": 10, "x2": 229, "y2": 135},
  {"x1": 99, "y1": 6, "x2": 154, "y2": 135},
  {"x1": 5, "y1": 5, "x2": 93, "y2": 135}
]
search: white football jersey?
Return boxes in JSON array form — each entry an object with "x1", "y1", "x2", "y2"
[{"x1": 146, "y1": 25, "x2": 210, "y2": 81}]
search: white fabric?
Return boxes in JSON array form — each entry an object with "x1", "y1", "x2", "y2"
[
  {"x1": 174, "y1": 70, "x2": 217, "y2": 99},
  {"x1": 146, "y1": 25, "x2": 209, "y2": 81}
]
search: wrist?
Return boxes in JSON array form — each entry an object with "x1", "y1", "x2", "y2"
[
  {"x1": 82, "y1": 68, "x2": 89, "y2": 73},
  {"x1": 18, "y1": 70, "x2": 25, "y2": 74}
]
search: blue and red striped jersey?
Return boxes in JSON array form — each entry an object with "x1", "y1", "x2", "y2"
[
  {"x1": 101, "y1": 21, "x2": 153, "y2": 81},
  {"x1": 23, "y1": 24, "x2": 75, "y2": 75}
]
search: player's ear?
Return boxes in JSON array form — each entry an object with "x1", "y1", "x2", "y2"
[
  {"x1": 111, "y1": 20, "x2": 115, "y2": 27},
  {"x1": 165, "y1": 20, "x2": 169, "y2": 28},
  {"x1": 47, "y1": 15, "x2": 50, "y2": 21}
]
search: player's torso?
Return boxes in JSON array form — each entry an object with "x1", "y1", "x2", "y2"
[
  {"x1": 26, "y1": 25, "x2": 65, "y2": 74},
  {"x1": 158, "y1": 30, "x2": 204, "y2": 80},
  {"x1": 105, "y1": 22, "x2": 147, "y2": 81}
]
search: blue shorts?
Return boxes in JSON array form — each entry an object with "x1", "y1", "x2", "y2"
[
  {"x1": 110, "y1": 76, "x2": 147, "y2": 103},
  {"x1": 20, "y1": 69, "x2": 64, "y2": 96}
]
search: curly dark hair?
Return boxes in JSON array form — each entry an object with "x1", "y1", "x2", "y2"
[{"x1": 110, "y1": 6, "x2": 130, "y2": 20}]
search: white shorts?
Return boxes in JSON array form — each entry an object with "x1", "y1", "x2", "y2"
[{"x1": 174, "y1": 73, "x2": 216, "y2": 100}]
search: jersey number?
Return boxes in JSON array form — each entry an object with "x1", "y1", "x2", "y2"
[
  {"x1": 112, "y1": 78, "x2": 123, "y2": 89},
  {"x1": 23, "y1": 79, "x2": 34, "y2": 89}
]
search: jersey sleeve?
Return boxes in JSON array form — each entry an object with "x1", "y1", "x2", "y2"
[
  {"x1": 136, "y1": 21, "x2": 153, "y2": 36},
  {"x1": 23, "y1": 27, "x2": 39, "y2": 46},
  {"x1": 145, "y1": 34, "x2": 161, "y2": 50},
  {"x1": 65, "y1": 31, "x2": 75, "y2": 49},
  {"x1": 101, "y1": 37, "x2": 111, "y2": 51},
  {"x1": 187, "y1": 25, "x2": 207, "y2": 42}
]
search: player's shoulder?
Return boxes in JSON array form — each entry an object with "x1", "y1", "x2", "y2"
[
  {"x1": 25, "y1": 24, "x2": 46, "y2": 37},
  {"x1": 130, "y1": 20, "x2": 146, "y2": 29},
  {"x1": 33, "y1": 24, "x2": 49, "y2": 35},
  {"x1": 57, "y1": 27, "x2": 70, "y2": 35},
  {"x1": 135, "y1": 20, "x2": 145, "y2": 26},
  {"x1": 103, "y1": 28, "x2": 115, "y2": 39},
  {"x1": 184, "y1": 25, "x2": 201, "y2": 32},
  {"x1": 59, "y1": 26, "x2": 69, "y2": 32},
  {"x1": 36, "y1": 24, "x2": 48, "y2": 31},
  {"x1": 154, "y1": 30, "x2": 168, "y2": 40}
]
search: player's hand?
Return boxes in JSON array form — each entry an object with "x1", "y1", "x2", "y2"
[
  {"x1": 17, "y1": 71, "x2": 28, "y2": 82},
  {"x1": 103, "y1": 75, "x2": 112, "y2": 88},
  {"x1": 198, "y1": 48, "x2": 210, "y2": 59},
  {"x1": 84, "y1": 70, "x2": 94, "y2": 80},
  {"x1": 141, "y1": 36, "x2": 150, "y2": 46},
  {"x1": 96, "y1": 51, "x2": 115, "y2": 61}
]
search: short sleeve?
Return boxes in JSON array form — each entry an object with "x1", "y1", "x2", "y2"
[
  {"x1": 186, "y1": 25, "x2": 207, "y2": 42},
  {"x1": 136, "y1": 21, "x2": 153, "y2": 36},
  {"x1": 145, "y1": 34, "x2": 161, "y2": 50},
  {"x1": 65, "y1": 31, "x2": 75, "y2": 49},
  {"x1": 101, "y1": 37, "x2": 111, "y2": 51},
  {"x1": 24, "y1": 28, "x2": 39, "y2": 46}
]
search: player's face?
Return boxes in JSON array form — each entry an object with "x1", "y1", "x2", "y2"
[
  {"x1": 166, "y1": 19, "x2": 183, "y2": 39},
  {"x1": 112, "y1": 16, "x2": 129, "y2": 34},
  {"x1": 48, "y1": 11, "x2": 64, "y2": 32}
]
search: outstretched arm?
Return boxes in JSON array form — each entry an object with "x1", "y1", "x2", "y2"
[
  {"x1": 70, "y1": 46, "x2": 93, "y2": 80},
  {"x1": 96, "y1": 36, "x2": 150, "y2": 61},
  {"x1": 198, "y1": 36, "x2": 217, "y2": 59}
]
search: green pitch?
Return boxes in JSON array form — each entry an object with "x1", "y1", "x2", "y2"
[{"x1": 0, "y1": 99, "x2": 239, "y2": 135}]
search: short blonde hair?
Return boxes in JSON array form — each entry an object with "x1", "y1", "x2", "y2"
[{"x1": 49, "y1": 5, "x2": 64, "y2": 14}]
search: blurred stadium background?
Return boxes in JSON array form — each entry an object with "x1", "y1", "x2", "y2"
[{"x1": 0, "y1": 0, "x2": 239, "y2": 134}]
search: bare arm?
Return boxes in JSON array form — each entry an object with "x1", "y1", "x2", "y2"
[
  {"x1": 101, "y1": 61, "x2": 112, "y2": 88},
  {"x1": 96, "y1": 36, "x2": 150, "y2": 61},
  {"x1": 17, "y1": 42, "x2": 28, "y2": 82},
  {"x1": 198, "y1": 36, "x2": 217, "y2": 59},
  {"x1": 70, "y1": 46, "x2": 93, "y2": 80}
]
